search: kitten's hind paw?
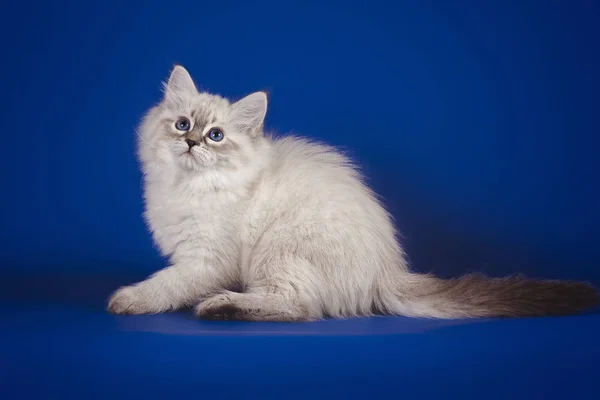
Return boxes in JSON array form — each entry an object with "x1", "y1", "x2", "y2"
[
  {"x1": 195, "y1": 293, "x2": 241, "y2": 320},
  {"x1": 195, "y1": 291, "x2": 310, "y2": 322}
]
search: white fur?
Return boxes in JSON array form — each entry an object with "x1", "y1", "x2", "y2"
[{"x1": 108, "y1": 66, "x2": 552, "y2": 321}]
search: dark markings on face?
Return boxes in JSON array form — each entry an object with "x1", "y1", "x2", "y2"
[
  {"x1": 163, "y1": 110, "x2": 209, "y2": 141},
  {"x1": 162, "y1": 104, "x2": 255, "y2": 171}
]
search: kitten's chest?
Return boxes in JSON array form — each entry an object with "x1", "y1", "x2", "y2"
[{"x1": 145, "y1": 182, "x2": 243, "y2": 256}]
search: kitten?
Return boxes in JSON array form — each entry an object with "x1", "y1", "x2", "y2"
[{"x1": 108, "y1": 65, "x2": 598, "y2": 321}]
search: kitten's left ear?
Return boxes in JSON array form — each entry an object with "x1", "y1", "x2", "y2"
[
  {"x1": 229, "y1": 92, "x2": 268, "y2": 137},
  {"x1": 163, "y1": 65, "x2": 197, "y2": 103}
]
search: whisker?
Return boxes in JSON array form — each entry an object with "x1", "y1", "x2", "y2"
[{"x1": 135, "y1": 129, "x2": 157, "y2": 149}]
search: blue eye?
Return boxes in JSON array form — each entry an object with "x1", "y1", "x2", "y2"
[
  {"x1": 207, "y1": 128, "x2": 224, "y2": 142},
  {"x1": 175, "y1": 117, "x2": 191, "y2": 131}
]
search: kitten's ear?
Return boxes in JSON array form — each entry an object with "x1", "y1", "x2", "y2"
[
  {"x1": 163, "y1": 65, "x2": 197, "y2": 103},
  {"x1": 229, "y1": 92, "x2": 268, "y2": 136}
]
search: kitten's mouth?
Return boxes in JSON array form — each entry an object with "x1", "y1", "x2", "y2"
[
  {"x1": 180, "y1": 148, "x2": 195, "y2": 156},
  {"x1": 182, "y1": 151, "x2": 196, "y2": 160},
  {"x1": 176, "y1": 149, "x2": 200, "y2": 170}
]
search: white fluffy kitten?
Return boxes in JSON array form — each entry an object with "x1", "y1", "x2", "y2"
[{"x1": 108, "y1": 66, "x2": 598, "y2": 321}]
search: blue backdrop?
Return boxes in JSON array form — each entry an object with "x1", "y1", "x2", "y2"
[
  {"x1": 1, "y1": 0, "x2": 598, "y2": 283},
  {"x1": 2, "y1": 1, "x2": 600, "y2": 399}
]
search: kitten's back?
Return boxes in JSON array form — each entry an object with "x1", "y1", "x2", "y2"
[{"x1": 246, "y1": 135, "x2": 405, "y2": 317}]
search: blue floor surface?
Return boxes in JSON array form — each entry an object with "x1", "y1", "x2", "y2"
[{"x1": 1, "y1": 272, "x2": 599, "y2": 399}]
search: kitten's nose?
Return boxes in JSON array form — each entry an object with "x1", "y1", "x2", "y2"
[{"x1": 185, "y1": 139, "x2": 198, "y2": 148}]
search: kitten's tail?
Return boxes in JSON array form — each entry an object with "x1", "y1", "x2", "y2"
[{"x1": 384, "y1": 272, "x2": 599, "y2": 318}]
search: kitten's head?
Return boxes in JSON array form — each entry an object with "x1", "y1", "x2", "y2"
[{"x1": 138, "y1": 65, "x2": 268, "y2": 179}]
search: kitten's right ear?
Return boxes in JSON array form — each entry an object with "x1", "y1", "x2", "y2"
[{"x1": 162, "y1": 65, "x2": 197, "y2": 103}]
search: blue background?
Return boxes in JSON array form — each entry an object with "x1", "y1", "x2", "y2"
[{"x1": 1, "y1": 0, "x2": 599, "y2": 399}]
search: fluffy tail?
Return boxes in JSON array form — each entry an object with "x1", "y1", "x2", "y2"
[{"x1": 385, "y1": 273, "x2": 599, "y2": 318}]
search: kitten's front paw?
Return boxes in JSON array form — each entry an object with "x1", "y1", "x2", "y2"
[{"x1": 107, "y1": 286, "x2": 160, "y2": 315}]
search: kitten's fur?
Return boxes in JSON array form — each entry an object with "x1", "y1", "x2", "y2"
[{"x1": 108, "y1": 66, "x2": 598, "y2": 321}]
